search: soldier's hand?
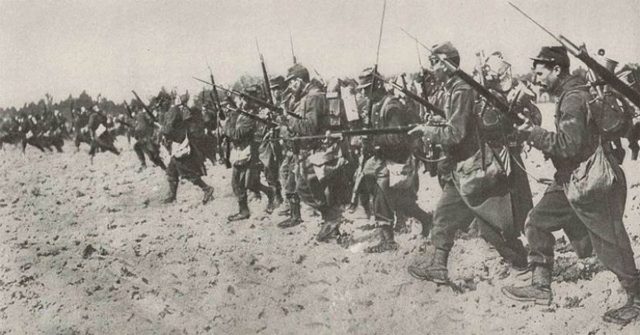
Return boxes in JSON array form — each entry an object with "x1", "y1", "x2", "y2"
[
  {"x1": 408, "y1": 124, "x2": 429, "y2": 136},
  {"x1": 516, "y1": 116, "x2": 534, "y2": 139},
  {"x1": 427, "y1": 114, "x2": 445, "y2": 125}
]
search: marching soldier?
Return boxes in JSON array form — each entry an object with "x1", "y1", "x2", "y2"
[
  {"x1": 87, "y1": 105, "x2": 120, "y2": 160},
  {"x1": 277, "y1": 63, "x2": 348, "y2": 242},
  {"x1": 502, "y1": 46, "x2": 640, "y2": 325},
  {"x1": 257, "y1": 76, "x2": 287, "y2": 213},
  {"x1": 133, "y1": 107, "x2": 166, "y2": 171},
  {"x1": 201, "y1": 105, "x2": 219, "y2": 166},
  {"x1": 407, "y1": 42, "x2": 531, "y2": 284},
  {"x1": 226, "y1": 85, "x2": 276, "y2": 221},
  {"x1": 161, "y1": 93, "x2": 215, "y2": 205},
  {"x1": 357, "y1": 68, "x2": 433, "y2": 252}
]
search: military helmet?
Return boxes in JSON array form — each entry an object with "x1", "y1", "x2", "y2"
[{"x1": 285, "y1": 64, "x2": 310, "y2": 83}]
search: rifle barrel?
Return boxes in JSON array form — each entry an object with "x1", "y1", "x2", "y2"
[{"x1": 374, "y1": 73, "x2": 445, "y2": 117}]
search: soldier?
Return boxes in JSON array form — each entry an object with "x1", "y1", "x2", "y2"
[
  {"x1": 87, "y1": 105, "x2": 120, "y2": 160},
  {"x1": 277, "y1": 63, "x2": 348, "y2": 242},
  {"x1": 161, "y1": 93, "x2": 215, "y2": 205},
  {"x1": 357, "y1": 69, "x2": 433, "y2": 252},
  {"x1": 19, "y1": 114, "x2": 47, "y2": 153},
  {"x1": 73, "y1": 106, "x2": 91, "y2": 151},
  {"x1": 407, "y1": 42, "x2": 530, "y2": 284},
  {"x1": 502, "y1": 46, "x2": 640, "y2": 325},
  {"x1": 133, "y1": 107, "x2": 166, "y2": 171},
  {"x1": 43, "y1": 110, "x2": 65, "y2": 152},
  {"x1": 201, "y1": 104, "x2": 218, "y2": 166},
  {"x1": 226, "y1": 85, "x2": 276, "y2": 221},
  {"x1": 257, "y1": 76, "x2": 286, "y2": 213}
]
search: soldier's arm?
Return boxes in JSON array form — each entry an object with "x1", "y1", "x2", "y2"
[
  {"x1": 287, "y1": 94, "x2": 321, "y2": 135},
  {"x1": 527, "y1": 92, "x2": 588, "y2": 158},
  {"x1": 376, "y1": 105, "x2": 407, "y2": 148},
  {"x1": 234, "y1": 114, "x2": 256, "y2": 140},
  {"x1": 421, "y1": 88, "x2": 474, "y2": 146}
]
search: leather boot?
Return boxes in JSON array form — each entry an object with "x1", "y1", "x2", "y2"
[
  {"x1": 274, "y1": 186, "x2": 284, "y2": 209},
  {"x1": 163, "y1": 179, "x2": 178, "y2": 204},
  {"x1": 193, "y1": 178, "x2": 215, "y2": 205},
  {"x1": 265, "y1": 187, "x2": 276, "y2": 214},
  {"x1": 407, "y1": 248, "x2": 449, "y2": 284},
  {"x1": 365, "y1": 225, "x2": 399, "y2": 253},
  {"x1": 502, "y1": 265, "x2": 553, "y2": 305},
  {"x1": 603, "y1": 281, "x2": 640, "y2": 325},
  {"x1": 277, "y1": 196, "x2": 302, "y2": 228},
  {"x1": 316, "y1": 207, "x2": 341, "y2": 242},
  {"x1": 228, "y1": 198, "x2": 250, "y2": 221}
]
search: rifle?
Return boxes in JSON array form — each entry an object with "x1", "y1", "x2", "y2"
[
  {"x1": 367, "y1": 0, "x2": 387, "y2": 126},
  {"x1": 256, "y1": 38, "x2": 274, "y2": 104},
  {"x1": 509, "y1": 2, "x2": 640, "y2": 109},
  {"x1": 224, "y1": 106, "x2": 283, "y2": 128},
  {"x1": 373, "y1": 73, "x2": 446, "y2": 118},
  {"x1": 206, "y1": 64, "x2": 225, "y2": 121},
  {"x1": 123, "y1": 101, "x2": 133, "y2": 119},
  {"x1": 268, "y1": 124, "x2": 426, "y2": 141},
  {"x1": 289, "y1": 31, "x2": 297, "y2": 65},
  {"x1": 193, "y1": 77, "x2": 303, "y2": 119},
  {"x1": 400, "y1": 27, "x2": 523, "y2": 126},
  {"x1": 131, "y1": 90, "x2": 158, "y2": 123}
]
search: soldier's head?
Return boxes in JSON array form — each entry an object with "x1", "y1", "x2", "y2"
[
  {"x1": 270, "y1": 75, "x2": 286, "y2": 100},
  {"x1": 180, "y1": 91, "x2": 190, "y2": 105},
  {"x1": 357, "y1": 67, "x2": 384, "y2": 101},
  {"x1": 53, "y1": 109, "x2": 61, "y2": 117},
  {"x1": 481, "y1": 51, "x2": 514, "y2": 93},
  {"x1": 285, "y1": 64, "x2": 310, "y2": 98},
  {"x1": 241, "y1": 85, "x2": 262, "y2": 110},
  {"x1": 92, "y1": 105, "x2": 100, "y2": 113},
  {"x1": 531, "y1": 46, "x2": 570, "y2": 94},
  {"x1": 80, "y1": 106, "x2": 87, "y2": 114},
  {"x1": 429, "y1": 41, "x2": 459, "y2": 83}
]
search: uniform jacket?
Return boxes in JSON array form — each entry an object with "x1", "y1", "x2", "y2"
[
  {"x1": 371, "y1": 94, "x2": 420, "y2": 163},
  {"x1": 527, "y1": 75, "x2": 599, "y2": 183},
  {"x1": 423, "y1": 75, "x2": 479, "y2": 173},
  {"x1": 287, "y1": 82, "x2": 326, "y2": 136}
]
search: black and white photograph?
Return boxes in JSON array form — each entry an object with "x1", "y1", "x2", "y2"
[{"x1": 1, "y1": 0, "x2": 639, "y2": 333}]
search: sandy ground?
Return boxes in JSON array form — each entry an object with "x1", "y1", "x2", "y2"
[{"x1": 1, "y1": 104, "x2": 640, "y2": 334}]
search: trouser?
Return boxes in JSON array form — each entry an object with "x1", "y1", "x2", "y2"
[
  {"x1": 432, "y1": 181, "x2": 514, "y2": 252},
  {"x1": 134, "y1": 139, "x2": 164, "y2": 168},
  {"x1": 22, "y1": 138, "x2": 46, "y2": 153},
  {"x1": 201, "y1": 134, "x2": 217, "y2": 165},
  {"x1": 89, "y1": 133, "x2": 119, "y2": 156},
  {"x1": 294, "y1": 150, "x2": 345, "y2": 221},
  {"x1": 232, "y1": 162, "x2": 270, "y2": 202},
  {"x1": 526, "y1": 180, "x2": 639, "y2": 290},
  {"x1": 280, "y1": 153, "x2": 297, "y2": 196}
]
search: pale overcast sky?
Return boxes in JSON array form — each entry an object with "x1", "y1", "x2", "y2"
[{"x1": 1, "y1": 0, "x2": 638, "y2": 108}]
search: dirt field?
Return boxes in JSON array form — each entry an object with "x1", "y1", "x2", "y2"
[{"x1": 1, "y1": 105, "x2": 639, "y2": 334}]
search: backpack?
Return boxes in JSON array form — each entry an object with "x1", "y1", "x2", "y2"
[{"x1": 587, "y1": 91, "x2": 634, "y2": 140}]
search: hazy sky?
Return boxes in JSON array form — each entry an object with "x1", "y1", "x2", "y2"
[{"x1": 1, "y1": 0, "x2": 639, "y2": 108}]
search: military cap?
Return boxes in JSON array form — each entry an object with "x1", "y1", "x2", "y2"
[
  {"x1": 430, "y1": 41, "x2": 460, "y2": 66},
  {"x1": 531, "y1": 46, "x2": 570, "y2": 69},
  {"x1": 269, "y1": 75, "x2": 286, "y2": 89},
  {"x1": 356, "y1": 67, "x2": 382, "y2": 90},
  {"x1": 243, "y1": 84, "x2": 262, "y2": 97},
  {"x1": 285, "y1": 63, "x2": 310, "y2": 83}
]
